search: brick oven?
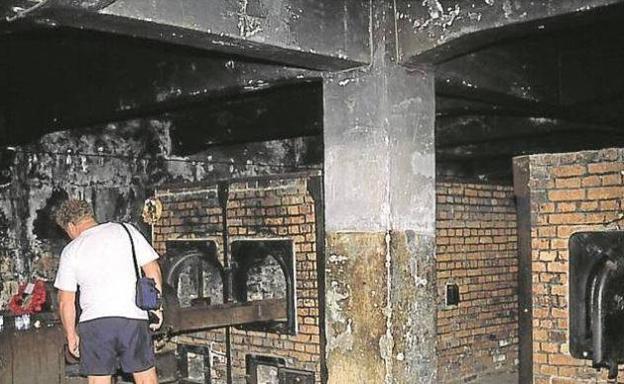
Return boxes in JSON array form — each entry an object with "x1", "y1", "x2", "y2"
[
  {"x1": 514, "y1": 147, "x2": 624, "y2": 383},
  {"x1": 152, "y1": 171, "x2": 324, "y2": 384}
]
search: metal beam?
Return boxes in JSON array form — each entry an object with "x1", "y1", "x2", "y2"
[
  {"x1": 164, "y1": 298, "x2": 288, "y2": 334},
  {"x1": 1, "y1": 0, "x2": 371, "y2": 71},
  {"x1": 396, "y1": 0, "x2": 624, "y2": 65}
]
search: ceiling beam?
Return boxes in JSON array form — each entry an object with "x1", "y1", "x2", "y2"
[
  {"x1": 435, "y1": 18, "x2": 624, "y2": 126},
  {"x1": 437, "y1": 130, "x2": 624, "y2": 160},
  {"x1": 435, "y1": 39, "x2": 559, "y2": 105},
  {"x1": 168, "y1": 82, "x2": 323, "y2": 153},
  {"x1": 396, "y1": 0, "x2": 624, "y2": 65},
  {"x1": 0, "y1": 0, "x2": 371, "y2": 71},
  {"x1": 0, "y1": 30, "x2": 320, "y2": 145},
  {"x1": 436, "y1": 116, "x2": 622, "y2": 148}
]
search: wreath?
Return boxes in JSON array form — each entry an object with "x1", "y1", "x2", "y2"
[
  {"x1": 142, "y1": 197, "x2": 163, "y2": 225},
  {"x1": 8, "y1": 280, "x2": 47, "y2": 315}
]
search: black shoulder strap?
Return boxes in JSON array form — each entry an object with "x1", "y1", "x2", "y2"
[{"x1": 120, "y1": 223, "x2": 141, "y2": 280}]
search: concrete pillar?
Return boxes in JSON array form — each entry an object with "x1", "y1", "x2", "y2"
[{"x1": 322, "y1": 3, "x2": 436, "y2": 383}]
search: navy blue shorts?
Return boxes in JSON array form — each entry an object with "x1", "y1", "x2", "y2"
[{"x1": 78, "y1": 317, "x2": 154, "y2": 376}]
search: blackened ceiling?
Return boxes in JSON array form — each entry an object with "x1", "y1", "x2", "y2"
[
  {"x1": 436, "y1": 9, "x2": 624, "y2": 182},
  {"x1": 168, "y1": 82, "x2": 322, "y2": 156},
  {"x1": 0, "y1": 28, "x2": 321, "y2": 149},
  {"x1": 0, "y1": 0, "x2": 370, "y2": 70},
  {"x1": 3, "y1": 3, "x2": 624, "y2": 181},
  {"x1": 397, "y1": 0, "x2": 624, "y2": 65}
]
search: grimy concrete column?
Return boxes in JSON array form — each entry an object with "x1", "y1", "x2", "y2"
[{"x1": 322, "y1": 3, "x2": 436, "y2": 384}]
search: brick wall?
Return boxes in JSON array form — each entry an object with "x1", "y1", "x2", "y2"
[
  {"x1": 518, "y1": 148, "x2": 624, "y2": 383},
  {"x1": 153, "y1": 173, "x2": 322, "y2": 383},
  {"x1": 436, "y1": 182, "x2": 519, "y2": 383}
]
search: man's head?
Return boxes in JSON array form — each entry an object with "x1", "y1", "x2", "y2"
[{"x1": 54, "y1": 199, "x2": 97, "y2": 239}]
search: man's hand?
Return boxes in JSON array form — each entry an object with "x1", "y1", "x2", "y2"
[
  {"x1": 58, "y1": 290, "x2": 80, "y2": 358},
  {"x1": 143, "y1": 260, "x2": 164, "y2": 332},
  {"x1": 67, "y1": 332, "x2": 80, "y2": 358},
  {"x1": 148, "y1": 309, "x2": 163, "y2": 331}
]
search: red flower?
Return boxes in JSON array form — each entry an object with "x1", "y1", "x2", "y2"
[{"x1": 8, "y1": 280, "x2": 47, "y2": 315}]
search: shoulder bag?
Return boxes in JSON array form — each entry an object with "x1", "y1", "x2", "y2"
[{"x1": 120, "y1": 223, "x2": 162, "y2": 311}]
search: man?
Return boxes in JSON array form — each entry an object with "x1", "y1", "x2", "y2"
[{"x1": 54, "y1": 199, "x2": 163, "y2": 384}]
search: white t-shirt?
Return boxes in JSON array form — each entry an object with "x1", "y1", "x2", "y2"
[{"x1": 54, "y1": 222, "x2": 159, "y2": 322}]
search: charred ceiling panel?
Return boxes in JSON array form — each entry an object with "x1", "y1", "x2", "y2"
[
  {"x1": 49, "y1": 0, "x2": 118, "y2": 11},
  {"x1": 435, "y1": 20, "x2": 624, "y2": 125},
  {"x1": 168, "y1": 82, "x2": 323, "y2": 154},
  {"x1": 395, "y1": 0, "x2": 624, "y2": 65},
  {"x1": 436, "y1": 38, "x2": 559, "y2": 106},
  {"x1": 556, "y1": 27, "x2": 624, "y2": 126},
  {"x1": 437, "y1": 117, "x2": 624, "y2": 156},
  {"x1": 0, "y1": 28, "x2": 318, "y2": 146},
  {"x1": 0, "y1": 0, "x2": 370, "y2": 70},
  {"x1": 435, "y1": 11, "x2": 624, "y2": 182}
]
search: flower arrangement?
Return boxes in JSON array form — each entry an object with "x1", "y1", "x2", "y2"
[{"x1": 8, "y1": 280, "x2": 47, "y2": 315}]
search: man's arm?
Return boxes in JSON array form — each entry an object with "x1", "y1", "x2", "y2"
[
  {"x1": 58, "y1": 290, "x2": 79, "y2": 357},
  {"x1": 142, "y1": 260, "x2": 162, "y2": 294},
  {"x1": 142, "y1": 260, "x2": 163, "y2": 330}
]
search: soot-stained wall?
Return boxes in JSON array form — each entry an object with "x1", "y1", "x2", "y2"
[
  {"x1": 0, "y1": 118, "x2": 321, "y2": 310},
  {"x1": 0, "y1": 119, "x2": 165, "y2": 307}
]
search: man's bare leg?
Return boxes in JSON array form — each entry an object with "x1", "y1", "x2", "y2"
[
  {"x1": 133, "y1": 367, "x2": 158, "y2": 384},
  {"x1": 88, "y1": 375, "x2": 112, "y2": 384}
]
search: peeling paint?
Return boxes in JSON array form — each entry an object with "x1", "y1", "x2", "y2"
[
  {"x1": 423, "y1": 0, "x2": 444, "y2": 20},
  {"x1": 210, "y1": 39, "x2": 239, "y2": 48},
  {"x1": 502, "y1": 0, "x2": 513, "y2": 18},
  {"x1": 326, "y1": 276, "x2": 352, "y2": 353},
  {"x1": 468, "y1": 11, "x2": 482, "y2": 21},
  {"x1": 243, "y1": 79, "x2": 270, "y2": 91},
  {"x1": 325, "y1": 233, "x2": 387, "y2": 384},
  {"x1": 410, "y1": 152, "x2": 435, "y2": 177},
  {"x1": 406, "y1": 231, "x2": 429, "y2": 288},
  {"x1": 155, "y1": 87, "x2": 183, "y2": 102},
  {"x1": 330, "y1": 318, "x2": 354, "y2": 352},
  {"x1": 237, "y1": 0, "x2": 263, "y2": 38},
  {"x1": 413, "y1": 1, "x2": 461, "y2": 31},
  {"x1": 338, "y1": 78, "x2": 354, "y2": 87},
  {"x1": 390, "y1": 231, "x2": 437, "y2": 383},
  {"x1": 326, "y1": 280, "x2": 349, "y2": 325}
]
